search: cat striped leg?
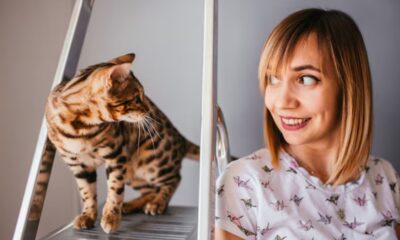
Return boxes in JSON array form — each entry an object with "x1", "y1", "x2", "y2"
[
  {"x1": 122, "y1": 179, "x2": 158, "y2": 214},
  {"x1": 101, "y1": 158, "x2": 126, "y2": 233},
  {"x1": 123, "y1": 167, "x2": 181, "y2": 215},
  {"x1": 64, "y1": 158, "x2": 98, "y2": 230},
  {"x1": 143, "y1": 174, "x2": 181, "y2": 215}
]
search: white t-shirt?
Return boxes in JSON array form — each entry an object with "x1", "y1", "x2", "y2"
[{"x1": 215, "y1": 149, "x2": 400, "y2": 240}]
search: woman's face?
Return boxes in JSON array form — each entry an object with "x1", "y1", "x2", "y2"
[{"x1": 265, "y1": 33, "x2": 340, "y2": 148}]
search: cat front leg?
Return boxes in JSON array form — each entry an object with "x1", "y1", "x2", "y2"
[
  {"x1": 64, "y1": 157, "x2": 98, "y2": 230},
  {"x1": 101, "y1": 157, "x2": 126, "y2": 233},
  {"x1": 143, "y1": 177, "x2": 180, "y2": 215}
]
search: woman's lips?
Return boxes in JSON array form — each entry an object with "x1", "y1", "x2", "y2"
[{"x1": 280, "y1": 116, "x2": 311, "y2": 131}]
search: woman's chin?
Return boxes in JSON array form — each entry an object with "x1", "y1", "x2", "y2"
[{"x1": 282, "y1": 135, "x2": 309, "y2": 146}]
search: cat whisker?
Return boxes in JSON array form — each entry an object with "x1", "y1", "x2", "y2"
[
  {"x1": 147, "y1": 112, "x2": 162, "y2": 124},
  {"x1": 149, "y1": 124, "x2": 161, "y2": 140},
  {"x1": 144, "y1": 118, "x2": 160, "y2": 149},
  {"x1": 143, "y1": 117, "x2": 157, "y2": 139},
  {"x1": 142, "y1": 120, "x2": 155, "y2": 150},
  {"x1": 136, "y1": 121, "x2": 141, "y2": 153},
  {"x1": 144, "y1": 116, "x2": 161, "y2": 140},
  {"x1": 145, "y1": 115, "x2": 161, "y2": 126}
]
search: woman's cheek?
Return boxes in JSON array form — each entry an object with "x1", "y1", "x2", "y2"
[{"x1": 264, "y1": 89, "x2": 274, "y2": 111}]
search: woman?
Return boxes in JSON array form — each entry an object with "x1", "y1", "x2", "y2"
[{"x1": 215, "y1": 8, "x2": 400, "y2": 240}]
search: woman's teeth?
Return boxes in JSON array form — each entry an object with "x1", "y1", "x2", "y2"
[{"x1": 282, "y1": 118, "x2": 309, "y2": 125}]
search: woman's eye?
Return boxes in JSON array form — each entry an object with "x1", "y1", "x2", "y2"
[
  {"x1": 299, "y1": 76, "x2": 319, "y2": 85},
  {"x1": 269, "y1": 76, "x2": 280, "y2": 85}
]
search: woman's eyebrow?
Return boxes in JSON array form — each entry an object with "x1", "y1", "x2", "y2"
[{"x1": 292, "y1": 64, "x2": 321, "y2": 72}]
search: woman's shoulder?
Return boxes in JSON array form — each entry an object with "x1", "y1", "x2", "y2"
[
  {"x1": 227, "y1": 148, "x2": 272, "y2": 169},
  {"x1": 220, "y1": 148, "x2": 273, "y2": 178},
  {"x1": 364, "y1": 156, "x2": 400, "y2": 194},
  {"x1": 363, "y1": 156, "x2": 400, "y2": 221},
  {"x1": 365, "y1": 155, "x2": 399, "y2": 180}
]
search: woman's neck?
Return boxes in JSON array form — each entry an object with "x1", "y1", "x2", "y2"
[{"x1": 284, "y1": 141, "x2": 339, "y2": 183}]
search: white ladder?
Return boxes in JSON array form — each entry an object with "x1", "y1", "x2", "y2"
[{"x1": 13, "y1": 0, "x2": 231, "y2": 239}]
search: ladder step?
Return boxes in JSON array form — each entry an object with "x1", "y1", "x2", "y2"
[{"x1": 41, "y1": 206, "x2": 198, "y2": 240}]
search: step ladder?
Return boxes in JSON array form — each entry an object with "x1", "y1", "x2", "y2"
[{"x1": 13, "y1": 0, "x2": 233, "y2": 239}]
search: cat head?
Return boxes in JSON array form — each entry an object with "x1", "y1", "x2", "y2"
[
  {"x1": 60, "y1": 53, "x2": 150, "y2": 123},
  {"x1": 102, "y1": 53, "x2": 150, "y2": 123}
]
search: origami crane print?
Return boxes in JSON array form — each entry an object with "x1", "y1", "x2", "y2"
[
  {"x1": 317, "y1": 212, "x2": 332, "y2": 225},
  {"x1": 353, "y1": 194, "x2": 368, "y2": 207},
  {"x1": 343, "y1": 217, "x2": 364, "y2": 229},
  {"x1": 298, "y1": 219, "x2": 313, "y2": 231},
  {"x1": 233, "y1": 176, "x2": 253, "y2": 190},
  {"x1": 290, "y1": 194, "x2": 303, "y2": 207}
]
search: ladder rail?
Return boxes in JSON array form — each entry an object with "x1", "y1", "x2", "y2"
[
  {"x1": 197, "y1": 0, "x2": 218, "y2": 239},
  {"x1": 13, "y1": 1, "x2": 94, "y2": 239},
  {"x1": 216, "y1": 106, "x2": 232, "y2": 175}
]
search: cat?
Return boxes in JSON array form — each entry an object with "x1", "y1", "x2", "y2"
[{"x1": 45, "y1": 53, "x2": 200, "y2": 233}]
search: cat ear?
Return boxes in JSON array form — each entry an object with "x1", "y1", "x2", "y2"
[
  {"x1": 108, "y1": 53, "x2": 135, "y2": 65},
  {"x1": 105, "y1": 63, "x2": 131, "y2": 89}
]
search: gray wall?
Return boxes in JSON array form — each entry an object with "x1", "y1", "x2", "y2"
[
  {"x1": 0, "y1": 0, "x2": 399, "y2": 239},
  {"x1": 0, "y1": 0, "x2": 78, "y2": 239}
]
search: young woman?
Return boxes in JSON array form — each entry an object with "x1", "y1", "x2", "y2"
[{"x1": 215, "y1": 8, "x2": 400, "y2": 240}]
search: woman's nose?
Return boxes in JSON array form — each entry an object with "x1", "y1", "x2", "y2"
[{"x1": 275, "y1": 82, "x2": 299, "y2": 109}]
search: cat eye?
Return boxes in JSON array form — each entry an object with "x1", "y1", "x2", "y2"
[
  {"x1": 134, "y1": 95, "x2": 141, "y2": 103},
  {"x1": 110, "y1": 100, "x2": 131, "y2": 108}
]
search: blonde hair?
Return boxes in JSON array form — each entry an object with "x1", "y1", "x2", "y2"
[{"x1": 258, "y1": 9, "x2": 373, "y2": 185}]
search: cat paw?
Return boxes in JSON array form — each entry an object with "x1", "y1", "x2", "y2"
[
  {"x1": 122, "y1": 202, "x2": 135, "y2": 215},
  {"x1": 101, "y1": 207, "x2": 122, "y2": 233},
  {"x1": 122, "y1": 201, "x2": 143, "y2": 215},
  {"x1": 144, "y1": 201, "x2": 167, "y2": 215},
  {"x1": 73, "y1": 213, "x2": 96, "y2": 230}
]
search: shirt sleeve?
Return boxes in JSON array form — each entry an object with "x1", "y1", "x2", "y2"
[
  {"x1": 215, "y1": 160, "x2": 258, "y2": 239},
  {"x1": 394, "y1": 168, "x2": 400, "y2": 223},
  {"x1": 380, "y1": 159, "x2": 400, "y2": 223}
]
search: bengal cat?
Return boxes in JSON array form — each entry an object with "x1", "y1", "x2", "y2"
[{"x1": 45, "y1": 53, "x2": 199, "y2": 233}]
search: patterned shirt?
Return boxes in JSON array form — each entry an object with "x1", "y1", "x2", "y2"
[{"x1": 215, "y1": 149, "x2": 400, "y2": 240}]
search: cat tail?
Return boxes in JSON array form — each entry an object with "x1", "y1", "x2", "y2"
[
  {"x1": 29, "y1": 137, "x2": 57, "y2": 220},
  {"x1": 184, "y1": 140, "x2": 200, "y2": 161},
  {"x1": 183, "y1": 140, "x2": 238, "y2": 161}
]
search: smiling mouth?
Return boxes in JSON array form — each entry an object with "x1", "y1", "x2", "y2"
[{"x1": 280, "y1": 116, "x2": 311, "y2": 130}]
